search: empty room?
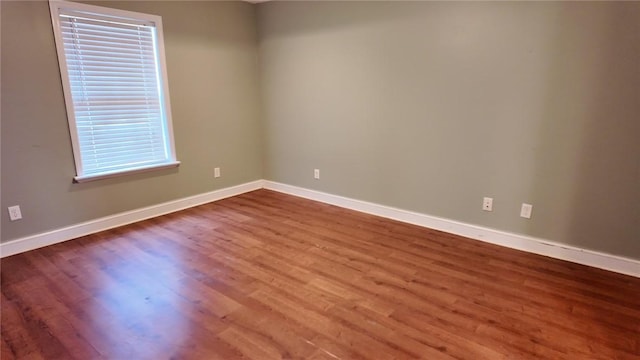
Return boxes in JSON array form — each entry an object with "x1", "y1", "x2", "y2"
[{"x1": 1, "y1": 0, "x2": 639, "y2": 359}]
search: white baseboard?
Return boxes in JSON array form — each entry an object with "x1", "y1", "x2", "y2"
[
  {"x1": 3, "y1": 179, "x2": 638, "y2": 278},
  {"x1": 263, "y1": 181, "x2": 640, "y2": 278},
  {"x1": 0, "y1": 180, "x2": 264, "y2": 258}
]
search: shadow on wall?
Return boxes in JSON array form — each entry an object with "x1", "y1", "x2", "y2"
[
  {"x1": 530, "y1": 2, "x2": 640, "y2": 259},
  {"x1": 529, "y1": 5, "x2": 640, "y2": 354}
]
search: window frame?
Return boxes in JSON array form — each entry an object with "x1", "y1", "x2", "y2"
[{"x1": 49, "y1": 0, "x2": 179, "y2": 183}]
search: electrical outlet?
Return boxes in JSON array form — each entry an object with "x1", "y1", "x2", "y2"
[
  {"x1": 520, "y1": 203, "x2": 533, "y2": 219},
  {"x1": 214, "y1": 167, "x2": 221, "y2": 178},
  {"x1": 314, "y1": 169, "x2": 320, "y2": 180},
  {"x1": 482, "y1": 197, "x2": 493, "y2": 211},
  {"x1": 8, "y1": 205, "x2": 22, "y2": 221}
]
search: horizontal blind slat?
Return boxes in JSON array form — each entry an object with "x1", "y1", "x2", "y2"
[
  {"x1": 60, "y1": 19, "x2": 154, "y2": 37},
  {"x1": 80, "y1": 142, "x2": 165, "y2": 155},
  {"x1": 65, "y1": 53, "x2": 156, "y2": 64},
  {"x1": 77, "y1": 131, "x2": 165, "y2": 140},
  {"x1": 82, "y1": 150, "x2": 166, "y2": 163},
  {"x1": 60, "y1": 33, "x2": 154, "y2": 48},
  {"x1": 81, "y1": 148, "x2": 165, "y2": 159}
]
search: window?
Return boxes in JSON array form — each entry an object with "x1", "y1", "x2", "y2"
[{"x1": 49, "y1": 1, "x2": 179, "y2": 182}]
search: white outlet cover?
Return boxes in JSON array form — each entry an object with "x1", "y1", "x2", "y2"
[
  {"x1": 8, "y1": 205, "x2": 22, "y2": 221},
  {"x1": 482, "y1": 197, "x2": 493, "y2": 211},
  {"x1": 520, "y1": 203, "x2": 533, "y2": 219}
]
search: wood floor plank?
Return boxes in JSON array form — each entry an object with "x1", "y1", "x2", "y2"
[
  {"x1": 2, "y1": 189, "x2": 639, "y2": 359},
  {"x1": 1, "y1": 292, "x2": 43, "y2": 360}
]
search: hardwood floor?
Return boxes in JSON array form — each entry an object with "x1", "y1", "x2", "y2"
[{"x1": 2, "y1": 189, "x2": 639, "y2": 360}]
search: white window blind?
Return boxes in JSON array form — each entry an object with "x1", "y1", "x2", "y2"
[{"x1": 50, "y1": 1, "x2": 178, "y2": 182}]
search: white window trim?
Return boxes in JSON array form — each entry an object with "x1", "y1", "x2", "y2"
[{"x1": 49, "y1": 0, "x2": 179, "y2": 183}]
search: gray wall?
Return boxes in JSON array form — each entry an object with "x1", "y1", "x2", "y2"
[
  {"x1": 1, "y1": 1, "x2": 263, "y2": 241},
  {"x1": 257, "y1": 2, "x2": 640, "y2": 259}
]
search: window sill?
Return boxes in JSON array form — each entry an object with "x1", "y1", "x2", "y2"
[{"x1": 73, "y1": 161, "x2": 181, "y2": 183}]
